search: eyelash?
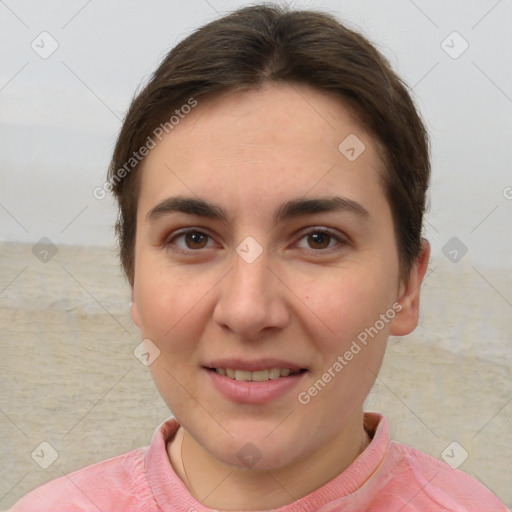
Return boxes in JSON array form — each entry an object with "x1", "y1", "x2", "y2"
[{"x1": 164, "y1": 227, "x2": 347, "y2": 255}]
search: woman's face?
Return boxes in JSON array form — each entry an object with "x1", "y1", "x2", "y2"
[{"x1": 130, "y1": 82, "x2": 417, "y2": 469}]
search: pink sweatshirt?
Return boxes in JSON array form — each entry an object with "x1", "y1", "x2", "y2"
[{"x1": 9, "y1": 412, "x2": 509, "y2": 511}]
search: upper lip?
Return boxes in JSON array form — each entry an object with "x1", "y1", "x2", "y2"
[{"x1": 204, "y1": 358, "x2": 306, "y2": 372}]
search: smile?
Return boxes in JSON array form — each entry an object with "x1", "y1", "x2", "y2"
[{"x1": 211, "y1": 368, "x2": 305, "y2": 381}]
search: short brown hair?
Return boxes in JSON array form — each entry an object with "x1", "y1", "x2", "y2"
[{"x1": 108, "y1": 4, "x2": 430, "y2": 286}]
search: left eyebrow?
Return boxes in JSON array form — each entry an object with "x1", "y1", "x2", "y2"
[
  {"x1": 276, "y1": 196, "x2": 370, "y2": 223},
  {"x1": 146, "y1": 195, "x2": 371, "y2": 224}
]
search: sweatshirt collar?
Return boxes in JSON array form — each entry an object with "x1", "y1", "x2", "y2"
[{"x1": 145, "y1": 411, "x2": 389, "y2": 511}]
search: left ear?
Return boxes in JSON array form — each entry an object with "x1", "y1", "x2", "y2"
[{"x1": 389, "y1": 238, "x2": 431, "y2": 336}]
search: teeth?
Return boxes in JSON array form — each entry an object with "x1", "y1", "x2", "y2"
[
  {"x1": 268, "y1": 368, "x2": 281, "y2": 379},
  {"x1": 214, "y1": 368, "x2": 300, "y2": 381},
  {"x1": 235, "y1": 370, "x2": 252, "y2": 381},
  {"x1": 249, "y1": 370, "x2": 268, "y2": 381}
]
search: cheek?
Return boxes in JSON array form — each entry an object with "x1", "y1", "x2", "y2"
[
  {"x1": 300, "y1": 272, "x2": 393, "y2": 415},
  {"x1": 311, "y1": 269, "x2": 395, "y2": 348},
  {"x1": 133, "y1": 258, "x2": 216, "y2": 354}
]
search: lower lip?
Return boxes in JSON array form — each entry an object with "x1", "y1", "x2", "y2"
[{"x1": 205, "y1": 368, "x2": 307, "y2": 404}]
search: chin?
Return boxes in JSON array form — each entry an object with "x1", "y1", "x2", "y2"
[{"x1": 200, "y1": 426, "x2": 310, "y2": 471}]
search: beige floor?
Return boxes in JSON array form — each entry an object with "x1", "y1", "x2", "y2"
[{"x1": 1, "y1": 241, "x2": 511, "y2": 509}]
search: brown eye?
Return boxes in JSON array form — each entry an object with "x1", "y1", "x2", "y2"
[
  {"x1": 307, "y1": 232, "x2": 332, "y2": 250},
  {"x1": 296, "y1": 228, "x2": 344, "y2": 251},
  {"x1": 184, "y1": 231, "x2": 209, "y2": 249},
  {"x1": 165, "y1": 229, "x2": 214, "y2": 253}
]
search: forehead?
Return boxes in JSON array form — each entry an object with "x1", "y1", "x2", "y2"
[
  {"x1": 138, "y1": 82, "x2": 388, "y2": 219},
  {"x1": 153, "y1": 83, "x2": 372, "y2": 159}
]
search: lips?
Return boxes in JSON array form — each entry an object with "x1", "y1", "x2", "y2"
[{"x1": 203, "y1": 358, "x2": 308, "y2": 403}]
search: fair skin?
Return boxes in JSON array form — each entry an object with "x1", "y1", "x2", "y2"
[{"x1": 130, "y1": 82, "x2": 430, "y2": 510}]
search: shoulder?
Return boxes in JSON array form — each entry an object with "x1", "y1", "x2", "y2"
[
  {"x1": 380, "y1": 441, "x2": 509, "y2": 511},
  {"x1": 8, "y1": 446, "x2": 157, "y2": 512}
]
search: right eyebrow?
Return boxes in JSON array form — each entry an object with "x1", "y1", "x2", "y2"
[{"x1": 147, "y1": 196, "x2": 228, "y2": 223}]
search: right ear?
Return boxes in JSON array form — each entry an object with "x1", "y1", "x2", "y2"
[{"x1": 130, "y1": 288, "x2": 142, "y2": 328}]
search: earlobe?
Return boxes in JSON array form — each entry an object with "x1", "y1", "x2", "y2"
[{"x1": 389, "y1": 239, "x2": 431, "y2": 336}]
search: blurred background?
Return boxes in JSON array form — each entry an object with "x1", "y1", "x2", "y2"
[{"x1": 1, "y1": 0, "x2": 511, "y2": 509}]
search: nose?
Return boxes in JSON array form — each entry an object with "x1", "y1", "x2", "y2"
[{"x1": 212, "y1": 248, "x2": 290, "y2": 341}]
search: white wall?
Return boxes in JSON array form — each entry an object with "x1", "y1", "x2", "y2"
[{"x1": 1, "y1": 0, "x2": 511, "y2": 269}]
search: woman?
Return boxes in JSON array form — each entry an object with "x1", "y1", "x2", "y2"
[{"x1": 10, "y1": 4, "x2": 508, "y2": 511}]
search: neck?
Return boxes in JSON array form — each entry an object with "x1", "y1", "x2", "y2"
[{"x1": 167, "y1": 409, "x2": 371, "y2": 510}]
